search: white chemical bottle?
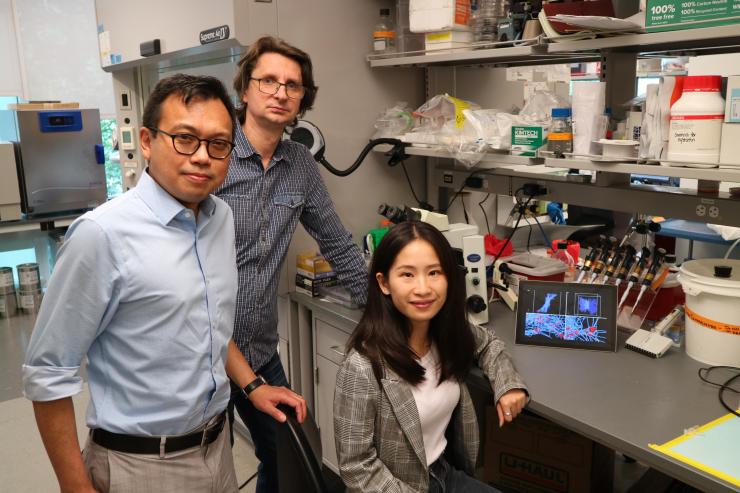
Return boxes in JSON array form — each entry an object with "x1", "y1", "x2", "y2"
[{"x1": 666, "y1": 75, "x2": 725, "y2": 168}]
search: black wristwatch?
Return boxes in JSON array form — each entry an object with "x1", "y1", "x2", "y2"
[{"x1": 243, "y1": 375, "x2": 266, "y2": 397}]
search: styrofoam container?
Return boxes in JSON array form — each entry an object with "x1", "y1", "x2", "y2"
[
  {"x1": 410, "y1": 0, "x2": 470, "y2": 33},
  {"x1": 678, "y1": 258, "x2": 740, "y2": 366},
  {"x1": 595, "y1": 139, "x2": 639, "y2": 159}
]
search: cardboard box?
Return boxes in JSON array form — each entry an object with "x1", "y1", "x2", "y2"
[
  {"x1": 726, "y1": 75, "x2": 740, "y2": 123},
  {"x1": 511, "y1": 126, "x2": 546, "y2": 157},
  {"x1": 645, "y1": 0, "x2": 740, "y2": 32},
  {"x1": 425, "y1": 30, "x2": 472, "y2": 51},
  {"x1": 295, "y1": 273, "x2": 337, "y2": 297},
  {"x1": 8, "y1": 102, "x2": 79, "y2": 110},
  {"x1": 296, "y1": 252, "x2": 336, "y2": 280},
  {"x1": 484, "y1": 409, "x2": 614, "y2": 493}
]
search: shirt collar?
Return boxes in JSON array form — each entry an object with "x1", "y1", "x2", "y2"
[
  {"x1": 232, "y1": 120, "x2": 287, "y2": 165},
  {"x1": 135, "y1": 170, "x2": 216, "y2": 225}
]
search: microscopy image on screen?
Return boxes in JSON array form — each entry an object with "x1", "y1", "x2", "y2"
[{"x1": 516, "y1": 281, "x2": 617, "y2": 351}]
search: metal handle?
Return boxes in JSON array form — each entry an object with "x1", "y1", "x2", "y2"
[{"x1": 329, "y1": 345, "x2": 346, "y2": 357}]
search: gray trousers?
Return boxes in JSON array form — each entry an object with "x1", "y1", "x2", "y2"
[{"x1": 82, "y1": 419, "x2": 238, "y2": 493}]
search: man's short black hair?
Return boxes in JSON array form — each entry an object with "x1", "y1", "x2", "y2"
[{"x1": 142, "y1": 74, "x2": 236, "y2": 138}]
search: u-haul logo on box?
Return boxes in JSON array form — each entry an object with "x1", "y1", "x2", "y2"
[{"x1": 500, "y1": 453, "x2": 569, "y2": 492}]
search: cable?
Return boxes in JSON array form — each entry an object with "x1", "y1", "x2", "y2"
[
  {"x1": 532, "y1": 212, "x2": 552, "y2": 247},
  {"x1": 461, "y1": 193, "x2": 470, "y2": 224},
  {"x1": 478, "y1": 193, "x2": 491, "y2": 235},
  {"x1": 526, "y1": 220, "x2": 533, "y2": 252},
  {"x1": 400, "y1": 161, "x2": 423, "y2": 206},
  {"x1": 316, "y1": 138, "x2": 409, "y2": 177},
  {"x1": 239, "y1": 471, "x2": 258, "y2": 490},
  {"x1": 443, "y1": 168, "x2": 481, "y2": 213},
  {"x1": 725, "y1": 238, "x2": 740, "y2": 259},
  {"x1": 698, "y1": 366, "x2": 740, "y2": 418}
]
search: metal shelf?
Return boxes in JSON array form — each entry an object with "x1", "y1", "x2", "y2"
[
  {"x1": 542, "y1": 156, "x2": 740, "y2": 182},
  {"x1": 375, "y1": 144, "x2": 543, "y2": 168},
  {"x1": 368, "y1": 24, "x2": 740, "y2": 68}
]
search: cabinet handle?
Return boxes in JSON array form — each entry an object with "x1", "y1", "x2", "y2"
[{"x1": 329, "y1": 345, "x2": 346, "y2": 357}]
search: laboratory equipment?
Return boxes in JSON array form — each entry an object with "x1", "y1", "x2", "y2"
[
  {"x1": 618, "y1": 247, "x2": 651, "y2": 309},
  {"x1": 624, "y1": 305, "x2": 684, "y2": 358},
  {"x1": 631, "y1": 248, "x2": 667, "y2": 313},
  {"x1": 0, "y1": 109, "x2": 107, "y2": 217},
  {"x1": 614, "y1": 245, "x2": 637, "y2": 287},
  {"x1": 575, "y1": 235, "x2": 607, "y2": 283},
  {"x1": 515, "y1": 280, "x2": 618, "y2": 352},
  {"x1": 600, "y1": 246, "x2": 626, "y2": 284},
  {"x1": 373, "y1": 8, "x2": 396, "y2": 54},
  {"x1": 0, "y1": 267, "x2": 17, "y2": 318},
  {"x1": 0, "y1": 143, "x2": 22, "y2": 221},
  {"x1": 587, "y1": 236, "x2": 617, "y2": 284},
  {"x1": 492, "y1": 260, "x2": 517, "y2": 311}
]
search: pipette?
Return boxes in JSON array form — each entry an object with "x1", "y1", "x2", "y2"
[
  {"x1": 587, "y1": 236, "x2": 617, "y2": 284},
  {"x1": 614, "y1": 245, "x2": 637, "y2": 287},
  {"x1": 618, "y1": 247, "x2": 651, "y2": 309},
  {"x1": 600, "y1": 246, "x2": 626, "y2": 284},
  {"x1": 630, "y1": 248, "x2": 667, "y2": 313},
  {"x1": 576, "y1": 235, "x2": 606, "y2": 283}
]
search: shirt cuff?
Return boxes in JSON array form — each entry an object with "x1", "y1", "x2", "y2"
[{"x1": 22, "y1": 365, "x2": 84, "y2": 402}]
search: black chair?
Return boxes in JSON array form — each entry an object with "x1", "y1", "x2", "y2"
[{"x1": 276, "y1": 404, "x2": 330, "y2": 493}]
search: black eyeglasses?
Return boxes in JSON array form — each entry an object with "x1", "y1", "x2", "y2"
[
  {"x1": 249, "y1": 77, "x2": 306, "y2": 100},
  {"x1": 147, "y1": 127, "x2": 234, "y2": 159}
]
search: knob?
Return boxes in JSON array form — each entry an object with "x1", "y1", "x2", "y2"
[
  {"x1": 467, "y1": 295, "x2": 486, "y2": 314},
  {"x1": 472, "y1": 277, "x2": 480, "y2": 286}
]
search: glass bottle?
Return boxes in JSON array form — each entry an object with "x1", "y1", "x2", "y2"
[{"x1": 373, "y1": 8, "x2": 396, "y2": 54}]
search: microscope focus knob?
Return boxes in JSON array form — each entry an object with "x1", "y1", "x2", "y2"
[
  {"x1": 472, "y1": 277, "x2": 480, "y2": 286},
  {"x1": 467, "y1": 295, "x2": 486, "y2": 314}
]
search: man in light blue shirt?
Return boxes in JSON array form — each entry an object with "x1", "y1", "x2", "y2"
[{"x1": 22, "y1": 74, "x2": 305, "y2": 493}]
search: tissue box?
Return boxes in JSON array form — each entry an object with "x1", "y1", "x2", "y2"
[
  {"x1": 511, "y1": 126, "x2": 546, "y2": 156},
  {"x1": 410, "y1": 0, "x2": 470, "y2": 33},
  {"x1": 645, "y1": 0, "x2": 740, "y2": 32}
]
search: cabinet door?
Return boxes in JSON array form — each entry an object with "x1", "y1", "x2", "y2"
[
  {"x1": 278, "y1": 337, "x2": 290, "y2": 385},
  {"x1": 316, "y1": 354, "x2": 341, "y2": 474}
]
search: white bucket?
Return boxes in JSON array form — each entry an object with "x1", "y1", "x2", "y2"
[{"x1": 678, "y1": 259, "x2": 740, "y2": 366}]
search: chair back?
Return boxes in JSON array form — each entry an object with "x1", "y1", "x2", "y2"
[{"x1": 276, "y1": 404, "x2": 329, "y2": 493}]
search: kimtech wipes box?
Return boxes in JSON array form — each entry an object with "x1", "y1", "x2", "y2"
[{"x1": 511, "y1": 126, "x2": 546, "y2": 156}]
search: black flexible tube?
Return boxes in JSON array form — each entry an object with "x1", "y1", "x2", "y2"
[{"x1": 317, "y1": 138, "x2": 407, "y2": 177}]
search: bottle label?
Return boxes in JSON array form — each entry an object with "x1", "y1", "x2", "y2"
[
  {"x1": 19, "y1": 270, "x2": 39, "y2": 285},
  {"x1": 373, "y1": 31, "x2": 396, "y2": 39},
  {"x1": 548, "y1": 132, "x2": 573, "y2": 141},
  {"x1": 0, "y1": 272, "x2": 12, "y2": 287},
  {"x1": 374, "y1": 39, "x2": 388, "y2": 51},
  {"x1": 455, "y1": 0, "x2": 471, "y2": 26},
  {"x1": 668, "y1": 117, "x2": 722, "y2": 154},
  {"x1": 20, "y1": 294, "x2": 36, "y2": 309}
]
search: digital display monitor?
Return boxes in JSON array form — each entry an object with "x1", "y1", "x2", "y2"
[{"x1": 515, "y1": 280, "x2": 618, "y2": 352}]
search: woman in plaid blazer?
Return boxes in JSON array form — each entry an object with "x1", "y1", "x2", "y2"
[{"x1": 334, "y1": 221, "x2": 528, "y2": 493}]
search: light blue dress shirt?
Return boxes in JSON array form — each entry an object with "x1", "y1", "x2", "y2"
[{"x1": 22, "y1": 171, "x2": 238, "y2": 436}]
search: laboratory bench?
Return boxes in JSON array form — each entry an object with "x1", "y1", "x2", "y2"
[{"x1": 290, "y1": 291, "x2": 738, "y2": 493}]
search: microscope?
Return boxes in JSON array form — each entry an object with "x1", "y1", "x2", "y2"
[{"x1": 378, "y1": 204, "x2": 489, "y2": 325}]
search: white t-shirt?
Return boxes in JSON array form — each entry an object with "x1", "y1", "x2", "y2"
[{"x1": 410, "y1": 345, "x2": 461, "y2": 466}]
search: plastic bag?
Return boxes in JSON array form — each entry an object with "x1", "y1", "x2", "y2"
[
  {"x1": 520, "y1": 89, "x2": 567, "y2": 122},
  {"x1": 371, "y1": 102, "x2": 414, "y2": 139}
]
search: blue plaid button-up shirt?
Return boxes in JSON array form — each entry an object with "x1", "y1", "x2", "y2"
[{"x1": 217, "y1": 123, "x2": 368, "y2": 371}]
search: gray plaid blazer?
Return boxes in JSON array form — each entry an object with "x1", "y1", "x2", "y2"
[{"x1": 334, "y1": 323, "x2": 528, "y2": 493}]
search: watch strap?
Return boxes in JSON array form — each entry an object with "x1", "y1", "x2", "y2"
[{"x1": 243, "y1": 375, "x2": 266, "y2": 396}]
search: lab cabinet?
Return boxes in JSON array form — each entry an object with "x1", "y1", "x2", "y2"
[
  {"x1": 313, "y1": 314, "x2": 354, "y2": 474},
  {"x1": 368, "y1": 24, "x2": 740, "y2": 228}
]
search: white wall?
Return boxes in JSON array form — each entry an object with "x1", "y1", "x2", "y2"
[
  {"x1": 14, "y1": 0, "x2": 114, "y2": 117},
  {"x1": 275, "y1": 0, "x2": 426, "y2": 293},
  {"x1": 0, "y1": 0, "x2": 24, "y2": 97}
]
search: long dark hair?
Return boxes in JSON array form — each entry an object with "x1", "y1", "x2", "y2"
[{"x1": 347, "y1": 221, "x2": 476, "y2": 385}]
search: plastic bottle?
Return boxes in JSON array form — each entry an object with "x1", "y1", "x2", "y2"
[
  {"x1": 373, "y1": 8, "x2": 396, "y2": 54},
  {"x1": 472, "y1": 0, "x2": 499, "y2": 44},
  {"x1": 547, "y1": 108, "x2": 573, "y2": 156},
  {"x1": 553, "y1": 241, "x2": 576, "y2": 281},
  {"x1": 666, "y1": 75, "x2": 725, "y2": 166}
]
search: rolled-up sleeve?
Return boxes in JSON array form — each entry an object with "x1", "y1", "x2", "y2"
[{"x1": 22, "y1": 218, "x2": 121, "y2": 402}]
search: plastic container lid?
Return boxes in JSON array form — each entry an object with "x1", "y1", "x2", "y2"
[
  {"x1": 678, "y1": 258, "x2": 740, "y2": 297},
  {"x1": 503, "y1": 253, "x2": 567, "y2": 277},
  {"x1": 682, "y1": 75, "x2": 722, "y2": 93},
  {"x1": 552, "y1": 108, "x2": 571, "y2": 118}
]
